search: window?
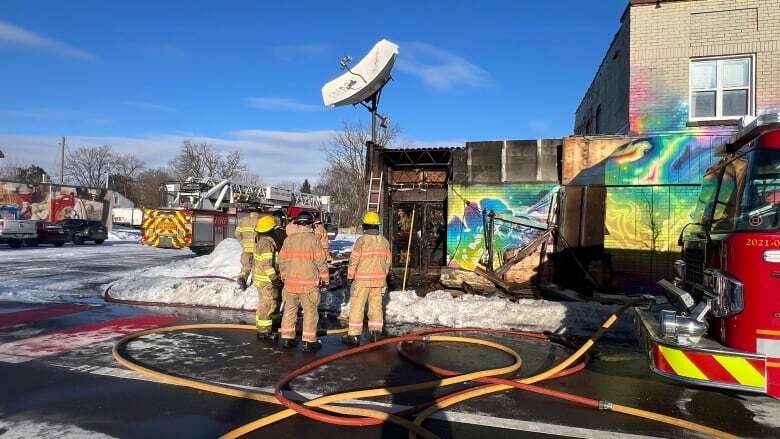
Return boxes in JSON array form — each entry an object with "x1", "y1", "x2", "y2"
[
  {"x1": 690, "y1": 56, "x2": 753, "y2": 120},
  {"x1": 711, "y1": 157, "x2": 748, "y2": 233}
]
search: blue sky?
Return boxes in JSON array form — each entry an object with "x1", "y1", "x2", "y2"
[{"x1": 0, "y1": 0, "x2": 625, "y2": 182}]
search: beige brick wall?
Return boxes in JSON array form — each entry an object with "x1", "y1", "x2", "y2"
[
  {"x1": 574, "y1": 15, "x2": 630, "y2": 136},
  {"x1": 630, "y1": 0, "x2": 780, "y2": 134}
]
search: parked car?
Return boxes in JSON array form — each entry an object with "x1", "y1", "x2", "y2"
[
  {"x1": 0, "y1": 205, "x2": 37, "y2": 248},
  {"x1": 26, "y1": 221, "x2": 70, "y2": 247},
  {"x1": 57, "y1": 219, "x2": 108, "y2": 245}
]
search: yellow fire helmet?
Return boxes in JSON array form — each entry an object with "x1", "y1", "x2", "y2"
[
  {"x1": 362, "y1": 211, "x2": 381, "y2": 225},
  {"x1": 255, "y1": 215, "x2": 276, "y2": 233}
]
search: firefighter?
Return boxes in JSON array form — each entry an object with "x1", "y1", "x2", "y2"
[
  {"x1": 235, "y1": 210, "x2": 260, "y2": 290},
  {"x1": 277, "y1": 212, "x2": 328, "y2": 351},
  {"x1": 252, "y1": 215, "x2": 280, "y2": 342},
  {"x1": 270, "y1": 210, "x2": 287, "y2": 250},
  {"x1": 343, "y1": 211, "x2": 391, "y2": 345}
]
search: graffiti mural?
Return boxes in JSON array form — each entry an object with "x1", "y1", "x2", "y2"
[
  {"x1": 0, "y1": 180, "x2": 111, "y2": 222},
  {"x1": 447, "y1": 184, "x2": 558, "y2": 271},
  {"x1": 605, "y1": 70, "x2": 780, "y2": 289}
]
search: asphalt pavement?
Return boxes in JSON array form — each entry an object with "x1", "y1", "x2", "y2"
[{"x1": 0, "y1": 242, "x2": 779, "y2": 438}]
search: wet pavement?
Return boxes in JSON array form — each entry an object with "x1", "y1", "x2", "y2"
[
  {"x1": 0, "y1": 242, "x2": 779, "y2": 438},
  {"x1": 0, "y1": 299, "x2": 779, "y2": 438}
]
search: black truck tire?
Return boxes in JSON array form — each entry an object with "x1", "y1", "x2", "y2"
[
  {"x1": 8, "y1": 240, "x2": 23, "y2": 249},
  {"x1": 95, "y1": 239, "x2": 105, "y2": 245}
]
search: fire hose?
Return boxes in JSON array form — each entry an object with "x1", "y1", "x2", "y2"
[{"x1": 112, "y1": 305, "x2": 739, "y2": 439}]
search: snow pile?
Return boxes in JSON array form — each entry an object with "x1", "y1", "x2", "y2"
[
  {"x1": 108, "y1": 239, "x2": 252, "y2": 307},
  {"x1": 135, "y1": 238, "x2": 242, "y2": 278},
  {"x1": 329, "y1": 234, "x2": 359, "y2": 255},
  {"x1": 108, "y1": 225, "x2": 141, "y2": 242},
  {"x1": 380, "y1": 290, "x2": 634, "y2": 338}
]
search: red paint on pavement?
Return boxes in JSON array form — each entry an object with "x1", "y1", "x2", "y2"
[
  {"x1": 0, "y1": 303, "x2": 96, "y2": 328},
  {"x1": 0, "y1": 314, "x2": 179, "y2": 359}
]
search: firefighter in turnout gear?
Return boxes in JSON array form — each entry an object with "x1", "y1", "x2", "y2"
[
  {"x1": 313, "y1": 217, "x2": 330, "y2": 261},
  {"x1": 343, "y1": 211, "x2": 391, "y2": 346},
  {"x1": 235, "y1": 211, "x2": 260, "y2": 289},
  {"x1": 253, "y1": 215, "x2": 280, "y2": 342},
  {"x1": 277, "y1": 212, "x2": 328, "y2": 352}
]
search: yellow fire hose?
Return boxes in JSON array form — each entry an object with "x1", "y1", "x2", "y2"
[{"x1": 112, "y1": 306, "x2": 739, "y2": 439}]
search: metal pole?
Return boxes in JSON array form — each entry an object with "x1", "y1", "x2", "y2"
[
  {"x1": 402, "y1": 205, "x2": 416, "y2": 292},
  {"x1": 370, "y1": 94, "x2": 378, "y2": 146},
  {"x1": 59, "y1": 136, "x2": 65, "y2": 184}
]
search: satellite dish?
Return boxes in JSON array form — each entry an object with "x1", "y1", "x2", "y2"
[{"x1": 321, "y1": 39, "x2": 399, "y2": 107}]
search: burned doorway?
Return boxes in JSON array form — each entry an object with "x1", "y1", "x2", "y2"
[{"x1": 391, "y1": 202, "x2": 446, "y2": 273}]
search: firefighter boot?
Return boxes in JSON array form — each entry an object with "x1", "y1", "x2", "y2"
[
  {"x1": 280, "y1": 338, "x2": 297, "y2": 349},
  {"x1": 341, "y1": 334, "x2": 360, "y2": 346},
  {"x1": 302, "y1": 340, "x2": 322, "y2": 352},
  {"x1": 368, "y1": 331, "x2": 383, "y2": 343},
  {"x1": 237, "y1": 277, "x2": 247, "y2": 290}
]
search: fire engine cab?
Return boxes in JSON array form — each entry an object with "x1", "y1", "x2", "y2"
[
  {"x1": 636, "y1": 113, "x2": 780, "y2": 398},
  {"x1": 141, "y1": 177, "x2": 334, "y2": 255}
]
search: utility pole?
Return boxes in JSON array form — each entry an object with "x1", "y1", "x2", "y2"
[{"x1": 59, "y1": 136, "x2": 65, "y2": 184}]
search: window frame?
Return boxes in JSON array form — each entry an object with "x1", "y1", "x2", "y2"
[{"x1": 689, "y1": 54, "x2": 755, "y2": 122}]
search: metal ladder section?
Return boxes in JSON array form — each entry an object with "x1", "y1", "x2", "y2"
[{"x1": 366, "y1": 170, "x2": 383, "y2": 214}]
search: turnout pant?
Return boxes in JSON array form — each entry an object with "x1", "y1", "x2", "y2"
[
  {"x1": 255, "y1": 283, "x2": 279, "y2": 334},
  {"x1": 348, "y1": 284, "x2": 386, "y2": 336},
  {"x1": 280, "y1": 288, "x2": 320, "y2": 342},
  {"x1": 238, "y1": 251, "x2": 253, "y2": 281}
]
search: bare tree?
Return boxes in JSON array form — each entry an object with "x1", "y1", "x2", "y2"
[
  {"x1": 316, "y1": 120, "x2": 400, "y2": 227},
  {"x1": 277, "y1": 181, "x2": 300, "y2": 192},
  {"x1": 65, "y1": 145, "x2": 117, "y2": 188},
  {"x1": 234, "y1": 171, "x2": 265, "y2": 187},
  {"x1": 134, "y1": 167, "x2": 172, "y2": 209},
  {"x1": 168, "y1": 140, "x2": 247, "y2": 181}
]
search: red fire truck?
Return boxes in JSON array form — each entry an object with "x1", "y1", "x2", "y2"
[
  {"x1": 141, "y1": 178, "x2": 332, "y2": 255},
  {"x1": 636, "y1": 114, "x2": 780, "y2": 398}
]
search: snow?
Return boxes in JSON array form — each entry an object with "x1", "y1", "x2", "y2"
[
  {"x1": 381, "y1": 290, "x2": 634, "y2": 338},
  {"x1": 330, "y1": 234, "x2": 359, "y2": 255},
  {"x1": 0, "y1": 242, "x2": 191, "y2": 303},
  {"x1": 107, "y1": 225, "x2": 141, "y2": 242},
  {"x1": 0, "y1": 418, "x2": 116, "y2": 438},
  {"x1": 108, "y1": 238, "x2": 633, "y2": 337}
]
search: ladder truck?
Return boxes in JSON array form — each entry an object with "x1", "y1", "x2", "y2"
[
  {"x1": 635, "y1": 114, "x2": 780, "y2": 399},
  {"x1": 141, "y1": 177, "x2": 333, "y2": 255}
]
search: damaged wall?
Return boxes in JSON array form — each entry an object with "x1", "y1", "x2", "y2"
[{"x1": 446, "y1": 183, "x2": 557, "y2": 271}]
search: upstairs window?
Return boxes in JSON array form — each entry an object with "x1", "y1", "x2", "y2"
[{"x1": 690, "y1": 56, "x2": 753, "y2": 121}]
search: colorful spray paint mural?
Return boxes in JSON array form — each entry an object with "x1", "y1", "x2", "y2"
[
  {"x1": 447, "y1": 184, "x2": 558, "y2": 271},
  {"x1": 605, "y1": 69, "x2": 780, "y2": 288},
  {"x1": 0, "y1": 180, "x2": 111, "y2": 222}
]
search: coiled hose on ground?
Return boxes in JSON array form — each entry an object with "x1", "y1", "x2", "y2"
[{"x1": 112, "y1": 304, "x2": 739, "y2": 439}]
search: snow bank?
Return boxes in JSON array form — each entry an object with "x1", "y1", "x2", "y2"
[
  {"x1": 329, "y1": 234, "x2": 359, "y2": 255},
  {"x1": 380, "y1": 290, "x2": 634, "y2": 338},
  {"x1": 108, "y1": 238, "x2": 632, "y2": 338}
]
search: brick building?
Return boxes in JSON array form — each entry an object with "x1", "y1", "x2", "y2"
[{"x1": 569, "y1": 0, "x2": 780, "y2": 292}]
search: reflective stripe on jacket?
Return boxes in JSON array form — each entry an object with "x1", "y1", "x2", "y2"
[
  {"x1": 235, "y1": 213, "x2": 259, "y2": 252},
  {"x1": 348, "y1": 233, "x2": 391, "y2": 287},
  {"x1": 252, "y1": 235, "x2": 277, "y2": 286},
  {"x1": 278, "y1": 230, "x2": 328, "y2": 293}
]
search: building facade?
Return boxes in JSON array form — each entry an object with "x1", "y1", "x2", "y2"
[{"x1": 573, "y1": 0, "x2": 780, "y2": 291}]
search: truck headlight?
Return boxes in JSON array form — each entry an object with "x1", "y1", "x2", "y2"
[
  {"x1": 704, "y1": 269, "x2": 744, "y2": 317},
  {"x1": 764, "y1": 250, "x2": 780, "y2": 263}
]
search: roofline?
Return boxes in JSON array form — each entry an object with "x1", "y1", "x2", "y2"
[{"x1": 630, "y1": 0, "x2": 693, "y2": 5}]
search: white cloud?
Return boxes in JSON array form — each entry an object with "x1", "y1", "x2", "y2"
[
  {"x1": 246, "y1": 97, "x2": 322, "y2": 112},
  {"x1": 122, "y1": 101, "x2": 177, "y2": 113},
  {"x1": 0, "y1": 108, "x2": 111, "y2": 125},
  {"x1": 397, "y1": 42, "x2": 494, "y2": 91},
  {"x1": 0, "y1": 129, "x2": 336, "y2": 183},
  {"x1": 0, "y1": 20, "x2": 94, "y2": 60},
  {"x1": 271, "y1": 43, "x2": 332, "y2": 61}
]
